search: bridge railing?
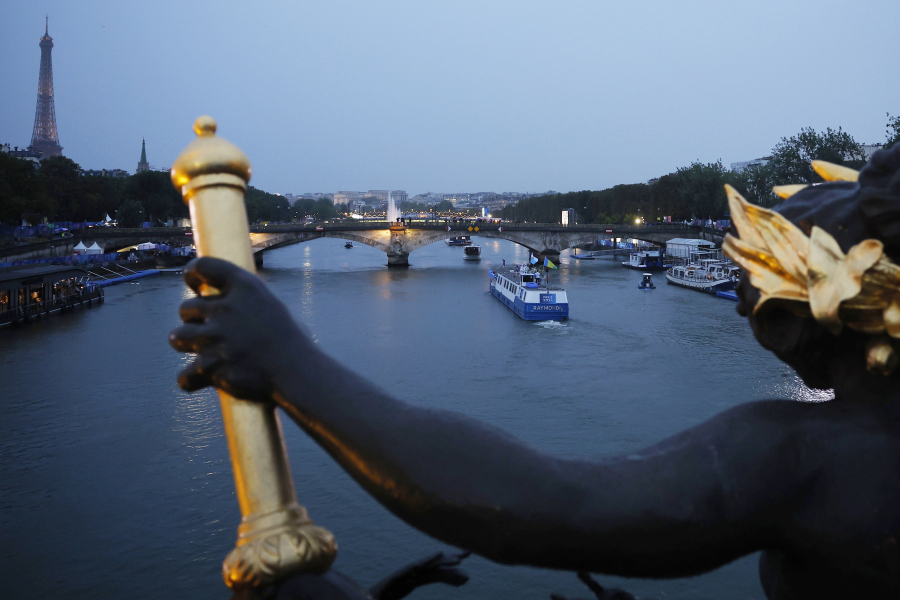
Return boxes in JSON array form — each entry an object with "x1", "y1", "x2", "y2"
[{"x1": 249, "y1": 221, "x2": 702, "y2": 233}]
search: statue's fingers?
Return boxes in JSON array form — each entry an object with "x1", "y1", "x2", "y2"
[
  {"x1": 214, "y1": 363, "x2": 271, "y2": 402},
  {"x1": 178, "y1": 296, "x2": 213, "y2": 323},
  {"x1": 177, "y1": 354, "x2": 221, "y2": 392},
  {"x1": 168, "y1": 322, "x2": 222, "y2": 353},
  {"x1": 183, "y1": 257, "x2": 242, "y2": 294}
]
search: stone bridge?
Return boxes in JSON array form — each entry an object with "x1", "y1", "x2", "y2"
[
  {"x1": 245, "y1": 222, "x2": 723, "y2": 266},
  {"x1": 0, "y1": 222, "x2": 724, "y2": 267}
]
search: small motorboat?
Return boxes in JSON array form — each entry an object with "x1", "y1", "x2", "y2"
[
  {"x1": 638, "y1": 273, "x2": 655, "y2": 289},
  {"x1": 344, "y1": 242, "x2": 353, "y2": 248}
]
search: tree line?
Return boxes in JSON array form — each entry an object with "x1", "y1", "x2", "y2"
[
  {"x1": 3, "y1": 115, "x2": 898, "y2": 228},
  {"x1": 500, "y1": 116, "x2": 900, "y2": 225},
  {"x1": 0, "y1": 153, "x2": 336, "y2": 227}
]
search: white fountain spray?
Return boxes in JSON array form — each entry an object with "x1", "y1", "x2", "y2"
[{"x1": 386, "y1": 191, "x2": 400, "y2": 222}]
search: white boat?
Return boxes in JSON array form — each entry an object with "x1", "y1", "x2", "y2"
[
  {"x1": 464, "y1": 245, "x2": 481, "y2": 261},
  {"x1": 665, "y1": 259, "x2": 739, "y2": 293},
  {"x1": 622, "y1": 249, "x2": 667, "y2": 271},
  {"x1": 489, "y1": 264, "x2": 568, "y2": 321},
  {"x1": 445, "y1": 236, "x2": 471, "y2": 246}
]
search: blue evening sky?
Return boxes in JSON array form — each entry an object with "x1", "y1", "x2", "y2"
[{"x1": 1, "y1": 0, "x2": 897, "y2": 196}]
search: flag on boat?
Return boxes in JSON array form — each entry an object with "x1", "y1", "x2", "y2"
[
  {"x1": 544, "y1": 257, "x2": 557, "y2": 269},
  {"x1": 530, "y1": 253, "x2": 538, "y2": 265}
]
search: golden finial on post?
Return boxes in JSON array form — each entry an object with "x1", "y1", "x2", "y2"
[{"x1": 171, "y1": 117, "x2": 337, "y2": 590}]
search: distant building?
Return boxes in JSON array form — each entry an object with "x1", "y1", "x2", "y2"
[
  {"x1": 334, "y1": 191, "x2": 365, "y2": 206},
  {"x1": 443, "y1": 193, "x2": 471, "y2": 205},
  {"x1": 5, "y1": 146, "x2": 43, "y2": 164},
  {"x1": 410, "y1": 192, "x2": 444, "y2": 206},
  {"x1": 367, "y1": 190, "x2": 390, "y2": 202},
  {"x1": 730, "y1": 157, "x2": 770, "y2": 172},
  {"x1": 137, "y1": 138, "x2": 150, "y2": 173},
  {"x1": 390, "y1": 190, "x2": 407, "y2": 203},
  {"x1": 861, "y1": 143, "x2": 884, "y2": 160},
  {"x1": 82, "y1": 168, "x2": 128, "y2": 178}
]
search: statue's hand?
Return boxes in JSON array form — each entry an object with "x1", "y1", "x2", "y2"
[
  {"x1": 368, "y1": 551, "x2": 470, "y2": 600},
  {"x1": 169, "y1": 257, "x2": 309, "y2": 401}
]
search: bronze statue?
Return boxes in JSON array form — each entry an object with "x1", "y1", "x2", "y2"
[{"x1": 170, "y1": 144, "x2": 900, "y2": 599}]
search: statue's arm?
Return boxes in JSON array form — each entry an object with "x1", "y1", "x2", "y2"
[{"x1": 171, "y1": 258, "x2": 802, "y2": 578}]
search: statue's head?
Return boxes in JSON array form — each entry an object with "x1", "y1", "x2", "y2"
[{"x1": 728, "y1": 145, "x2": 900, "y2": 389}]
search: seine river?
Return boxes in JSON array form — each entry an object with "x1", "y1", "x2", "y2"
[{"x1": 0, "y1": 238, "x2": 831, "y2": 600}]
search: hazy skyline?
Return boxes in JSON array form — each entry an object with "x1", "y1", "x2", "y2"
[{"x1": 1, "y1": 1, "x2": 897, "y2": 197}]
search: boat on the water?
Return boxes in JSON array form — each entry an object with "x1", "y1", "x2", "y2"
[
  {"x1": 489, "y1": 264, "x2": 568, "y2": 321},
  {"x1": 445, "y1": 236, "x2": 471, "y2": 246},
  {"x1": 463, "y1": 245, "x2": 481, "y2": 261},
  {"x1": 622, "y1": 249, "x2": 667, "y2": 270},
  {"x1": 570, "y1": 253, "x2": 595, "y2": 260},
  {"x1": 344, "y1": 241, "x2": 353, "y2": 248},
  {"x1": 638, "y1": 273, "x2": 656, "y2": 289},
  {"x1": 666, "y1": 258, "x2": 740, "y2": 293}
]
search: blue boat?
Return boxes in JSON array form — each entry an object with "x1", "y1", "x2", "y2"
[{"x1": 489, "y1": 264, "x2": 569, "y2": 321}]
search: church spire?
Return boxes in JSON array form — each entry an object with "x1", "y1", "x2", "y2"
[{"x1": 137, "y1": 138, "x2": 149, "y2": 173}]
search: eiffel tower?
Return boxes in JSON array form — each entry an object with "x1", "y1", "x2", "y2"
[{"x1": 29, "y1": 17, "x2": 63, "y2": 158}]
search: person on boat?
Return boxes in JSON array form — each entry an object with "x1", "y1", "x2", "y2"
[{"x1": 170, "y1": 146, "x2": 900, "y2": 599}]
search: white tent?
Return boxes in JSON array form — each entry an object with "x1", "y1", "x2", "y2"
[
  {"x1": 73, "y1": 241, "x2": 88, "y2": 255},
  {"x1": 137, "y1": 242, "x2": 158, "y2": 251},
  {"x1": 84, "y1": 242, "x2": 103, "y2": 255}
]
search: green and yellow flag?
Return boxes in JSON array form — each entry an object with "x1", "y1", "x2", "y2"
[{"x1": 543, "y1": 257, "x2": 557, "y2": 269}]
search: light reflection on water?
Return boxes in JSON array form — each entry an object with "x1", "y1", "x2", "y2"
[
  {"x1": 756, "y1": 374, "x2": 835, "y2": 403},
  {"x1": 0, "y1": 237, "x2": 815, "y2": 600}
]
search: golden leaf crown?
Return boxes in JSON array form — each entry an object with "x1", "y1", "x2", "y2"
[{"x1": 722, "y1": 160, "x2": 900, "y2": 374}]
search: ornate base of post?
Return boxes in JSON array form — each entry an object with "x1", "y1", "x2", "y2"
[
  {"x1": 224, "y1": 504, "x2": 337, "y2": 589},
  {"x1": 386, "y1": 253, "x2": 410, "y2": 267}
]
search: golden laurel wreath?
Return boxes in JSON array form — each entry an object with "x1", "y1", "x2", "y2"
[{"x1": 722, "y1": 160, "x2": 900, "y2": 374}]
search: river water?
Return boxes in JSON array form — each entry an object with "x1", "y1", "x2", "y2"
[{"x1": 0, "y1": 238, "x2": 831, "y2": 600}]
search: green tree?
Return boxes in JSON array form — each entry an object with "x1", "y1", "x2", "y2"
[
  {"x1": 121, "y1": 171, "x2": 185, "y2": 223},
  {"x1": 670, "y1": 161, "x2": 732, "y2": 219},
  {"x1": 0, "y1": 152, "x2": 52, "y2": 223},
  {"x1": 117, "y1": 199, "x2": 146, "y2": 227},
  {"x1": 41, "y1": 156, "x2": 83, "y2": 221},
  {"x1": 737, "y1": 163, "x2": 778, "y2": 208},
  {"x1": 886, "y1": 113, "x2": 900, "y2": 150},
  {"x1": 313, "y1": 198, "x2": 337, "y2": 220},
  {"x1": 768, "y1": 127, "x2": 865, "y2": 185},
  {"x1": 244, "y1": 187, "x2": 290, "y2": 223}
]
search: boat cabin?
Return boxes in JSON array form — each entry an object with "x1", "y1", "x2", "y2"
[{"x1": 0, "y1": 266, "x2": 103, "y2": 327}]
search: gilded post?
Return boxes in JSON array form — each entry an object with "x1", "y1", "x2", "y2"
[{"x1": 171, "y1": 116, "x2": 336, "y2": 589}]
